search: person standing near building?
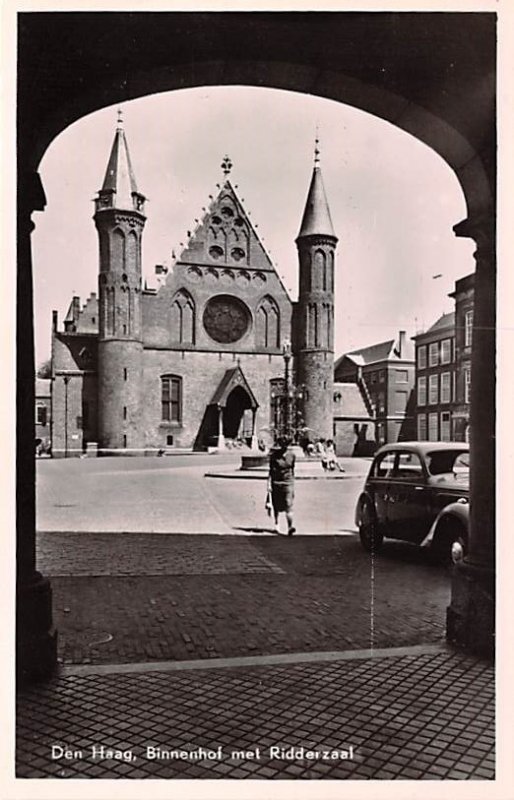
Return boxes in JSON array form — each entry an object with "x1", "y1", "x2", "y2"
[
  {"x1": 268, "y1": 437, "x2": 296, "y2": 536},
  {"x1": 325, "y1": 439, "x2": 345, "y2": 472}
]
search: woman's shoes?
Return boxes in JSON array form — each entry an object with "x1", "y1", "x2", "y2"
[{"x1": 288, "y1": 526, "x2": 296, "y2": 536}]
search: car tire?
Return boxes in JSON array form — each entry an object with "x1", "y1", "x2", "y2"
[
  {"x1": 432, "y1": 520, "x2": 467, "y2": 566},
  {"x1": 358, "y1": 502, "x2": 384, "y2": 553}
]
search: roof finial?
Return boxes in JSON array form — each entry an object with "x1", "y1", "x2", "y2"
[
  {"x1": 221, "y1": 155, "x2": 233, "y2": 176},
  {"x1": 117, "y1": 108, "x2": 124, "y2": 128},
  {"x1": 314, "y1": 127, "x2": 320, "y2": 166}
]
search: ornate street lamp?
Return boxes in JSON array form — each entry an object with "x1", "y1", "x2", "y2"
[
  {"x1": 269, "y1": 341, "x2": 308, "y2": 445},
  {"x1": 282, "y1": 339, "x2": 293, "y2": 440}
]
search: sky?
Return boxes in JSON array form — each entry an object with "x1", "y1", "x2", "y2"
[{"x1": 32, "y1": 85, "x2": 476, "y2": 367}]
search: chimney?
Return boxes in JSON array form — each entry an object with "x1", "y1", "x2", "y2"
[
  {"x1": 52, "y1": 310, "x2": 58, "y2": 332},
  {"x1": 397, "y1": 330, "x2": 406, "y2": 358}
]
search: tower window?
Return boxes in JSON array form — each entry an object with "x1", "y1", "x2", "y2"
[
  {"x1": 123, "y1": 406, "x2": 127, "y2": 420},
  {"x1": 162, "y1": 375, "x2": 182, "y2": 423},
  {"x1": 123, "y1": 324, "x2": 127, "y2": 334},
  {"x1": 123, "y1": 435, "x2": 127, "y2": 449},
  {"x1": 124, "y1": 368, "x2": 128, "y2": 381}
]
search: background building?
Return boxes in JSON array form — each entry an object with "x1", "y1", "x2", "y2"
[
  {"x1": 449, "y1": 273, "x2": 474, "y2": 442},
  {"x1": 334, "y1": 331, "x2": 415, "y2": 446},
  {"x1": 35, "y1": 378, "x2": 51, "y2": 454},
  {"x1": 412, "y1": 312, "x2": 455, "y2": 442},
  {"x1": 412, "y1": 272, "x2": 474, "y2": 443}
]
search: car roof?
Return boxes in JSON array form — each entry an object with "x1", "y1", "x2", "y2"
[{"x1": 374, "y1": 441, "x2": 469, "y2": 457}]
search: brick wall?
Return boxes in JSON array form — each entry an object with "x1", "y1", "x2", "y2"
[{"x1": 140, "y1": 349, "x2": 285, "y2": 449}]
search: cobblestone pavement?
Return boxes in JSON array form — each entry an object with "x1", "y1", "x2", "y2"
[
  {"x1": 16, "y1": 648, "x2": 494, "y2": 779},
  {"x1": 38, "y1": 532, "x2": 450, "y2": 665}
]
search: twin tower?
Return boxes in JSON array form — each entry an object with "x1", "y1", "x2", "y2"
[{"x1": 93, "y1": 119, "x2": 338, "y2": 449}]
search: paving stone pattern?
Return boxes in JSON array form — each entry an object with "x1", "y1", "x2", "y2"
[
  {"x1": 42, "y1": 534, "x2": 450, "y2": 664},
  {"x1": 16, "y1": 650, "x2": 495, "y2": 780},
  {"x1": 37, "y1": 532, "x2": 284, "y2": 576}
]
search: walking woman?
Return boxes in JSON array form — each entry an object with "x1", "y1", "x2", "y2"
[{"x1": 268, "y1": 436, "x2": 296, "y2": 536}]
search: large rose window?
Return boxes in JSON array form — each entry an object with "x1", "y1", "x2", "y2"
[{"x1": 203, "y1": 295, "x2": 251, "y2": 344}]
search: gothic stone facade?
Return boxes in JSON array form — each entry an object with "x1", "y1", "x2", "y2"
[{"x1": 51, "y1": 126, "x2": 340, "y2": 456}]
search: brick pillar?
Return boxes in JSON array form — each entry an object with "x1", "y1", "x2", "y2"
[
  {"x1": 17, "y1": 171, "x2": 57, "y2": 682},
  {"x1": 447, "y1": 215, "x2": 495, "y2": 657}
]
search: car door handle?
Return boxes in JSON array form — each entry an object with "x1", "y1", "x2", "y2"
[{"x1": 414, "y1": 486, "x2": 424, "y2": 491}]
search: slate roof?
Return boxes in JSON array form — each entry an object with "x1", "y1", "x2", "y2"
[
  {"x1": 297, "y1": 165, "x2": 336, "y2": 239},
  {"x1": 335, "y1": 339, "x2": 396, "y2": 370},
  {"x1": 101, "y1": 125, "x2": 139, "y2": 208},
  {"x1": 425, "y1": 311, "x2": 455, "y2": 333}
]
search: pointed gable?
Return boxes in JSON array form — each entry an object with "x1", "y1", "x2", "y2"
[
  {"x1": 176, "y1": 180, "x2": 274, "y2": 272},
  {"x1": 209, "y1": 366, "x2": 258, "y2": 408}
]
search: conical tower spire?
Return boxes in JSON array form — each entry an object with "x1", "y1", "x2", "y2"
[
  {"x1": 297, "y1": 137, "x2": 336, "y2": 240},
  {"x1": 293, "y1": 136, "x2": 338, "y2": 442},
  {"x1": 96, "y1": 110, "x2": 145, "y2": 213}
]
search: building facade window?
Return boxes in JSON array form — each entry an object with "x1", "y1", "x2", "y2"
[
  {"x1": 36, "y1": 405, "x2": 47, "y2": 426},
  {"x1": 428, "y1": 412, "x2": 438, "y2": 441},
  {"x1": 464, "y1": 367, "x2": 471, "y2": 403},
  {"x1": 440, "y1": 411, "x2": 451, "y2": 442},
  {"x1": 429, "y1": 374, "x2": 439, "y2": 405},
  {"x1": 377, "y1": 391, "x2": 386, "y2": 414},
  {"x1": 417, "y1": 413, "x2": 427, "y2": 440},
  {"x1": 441, "y1": 372, "x2": 451, "y2": 404},
  {"x1": 417, "y1": 376, "x2": 427, "y2": 406},
  {"x1": 465, "y1": 310, "x2": 473, "y2": 347},
  {"x1": 429, "y1": 342, "x2": 439, "y2": 367},
  {"x1": 124, "y1": 368, "x2": 128, "y2": 381},
  {"x1": 162, "y1": 375, "x2": 182, "y2": 423},
  {"x1": 395, "y1": 369, "x2": 408, "y2": 383},
  {"x1": 441, "y1": 338, "x2": 452, "y2": 364},
  {"x1": 123, "y1": 406, "x2": 127, "y2": 420},
  {"x1": 417, "y1": 345, "x2": 427, "y2": 369}
]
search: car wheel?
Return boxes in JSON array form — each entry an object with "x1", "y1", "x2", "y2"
[
  {"x1": 359, "y1": 502, "x2": 384, "y2": 553},
  {"x1": 433, "y1": 520, "x2": 467, "y2": 566}
]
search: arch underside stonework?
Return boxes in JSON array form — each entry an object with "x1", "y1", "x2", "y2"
[{"x1": 17, "y1": 12, "x2": 496, "y2": 680}]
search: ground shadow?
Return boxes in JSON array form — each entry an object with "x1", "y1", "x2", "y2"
[{"x1": 233, "y1": 526, "x2": 284, "y2": 536}]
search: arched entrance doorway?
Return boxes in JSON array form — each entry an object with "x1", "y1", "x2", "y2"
[
  {"x1": 224, "y1": 386, "x2": 253, "y2": 443},
  {"x1": 17, "y1": 12, "x2": 495, "y2": 679}
]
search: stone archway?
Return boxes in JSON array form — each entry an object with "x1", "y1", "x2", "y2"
[
  {"x1": 17, "y1": 12, "x2": 495, "y2": 679},
  {"x1": 223, "y1": 386, "x2": 252, "y2": 441}
]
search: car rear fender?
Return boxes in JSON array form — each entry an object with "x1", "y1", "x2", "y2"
[
  {"x1": 420, "y1": 500, "x2": 469, "y2": 548},
  {"x1": 355, "y1": 492, "x2": 374, "y2": 527}
]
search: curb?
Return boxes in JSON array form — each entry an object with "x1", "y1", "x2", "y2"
[{"x1": 204, "y1": 470, "x2": 367, "y2": 480}]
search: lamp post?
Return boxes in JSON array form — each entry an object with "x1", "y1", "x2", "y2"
[
  {"x1": 282, "y1": 340, "x2": 292, "y2": 440},
  {"x1": 64, "y1": 376, "x2": 70, "y2": 458}
]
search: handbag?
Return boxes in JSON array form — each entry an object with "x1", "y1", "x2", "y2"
[{"x1": 265, "y1": 486, "x2": 273, "y2": 516}]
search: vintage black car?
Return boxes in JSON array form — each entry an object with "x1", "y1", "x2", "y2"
[{"x1": 355, "y1": 442, "x2": 469, "y2": 563}]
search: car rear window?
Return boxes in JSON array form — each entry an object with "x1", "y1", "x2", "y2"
[
  {"x1": 395, "y1": 452, "x2": 423, "y2": 479},
  {"x1": 426, "y1": 450, "x2": 469, "y2": 475},
  {"x1": 373, "y1": 452, "x2": 395, "y2": 478}
]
